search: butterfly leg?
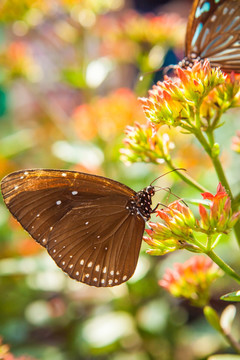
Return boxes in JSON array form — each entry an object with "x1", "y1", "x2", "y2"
[{"x1": 136, "y1": 209, "x2": 149, "y2": 222}]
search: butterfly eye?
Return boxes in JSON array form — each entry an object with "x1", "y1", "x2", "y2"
[{"x1": 146, "y1": 186, "x2": 155, "y2": 196}]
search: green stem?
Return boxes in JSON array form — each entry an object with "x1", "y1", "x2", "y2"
[
  {"x1": 206, "y1": 250, "x2": 240, "y2": 284},
  {"x1": 207, "y1": 110, "x2": 223, "y2": 137},
  {"x1": 192, "y1": 128, "x2": 212, "y2": 156},
  {"x1": 210, "y1": 156, "x2": 233, "y2": 199},
  {"x1": 234, "y1": 221, "x2": 240, "y2": 247},
  {"x1": 233, "y1": 192, "x2": 240, "y2": 211},
  {"x1": 194, "y1": 105, "x2": 202, "y2": 128},
  {"x1": 192, "y1": 127, "x2": 240, "y2": 246},
  {"x1": 192, "y1": 124, "x2": 233, "y2": 198},
  {"x1": 206, "y1": 130, "x2": 214, "y2": 148},
  {"x1": 221, "y1": 329, "x2": 240, "y2": 354},
  {"x1": 206, "y1": 235, "x2": 212, "y2": 252},
  {"x1": 165, "y1": 159, "x2": 208, "y2": 193}
]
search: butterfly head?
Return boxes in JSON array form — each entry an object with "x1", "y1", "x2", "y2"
[{"x1": 144, "y1": 185, "x2": 155, "y2": 197}]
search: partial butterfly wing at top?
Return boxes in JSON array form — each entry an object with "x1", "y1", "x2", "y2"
[{"x1": 180, "y1": 0, "x2": 240, "y2": 72}]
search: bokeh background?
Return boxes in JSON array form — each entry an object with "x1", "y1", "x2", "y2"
[{"x1": 0, "y1": 1, "x2": 239, "y2": 359}]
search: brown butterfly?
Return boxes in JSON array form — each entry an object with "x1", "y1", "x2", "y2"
[
  {"x1": 1, "y1": 169, "x2": 161, "y2": 287},
  {"x1": 180, "y1": 0, "x2": 240, "y2": 72}
]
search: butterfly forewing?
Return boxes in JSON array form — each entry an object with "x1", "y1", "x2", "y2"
[
  {"x1": 185, "y1": 0, "x2": 240, "y2": 72},
  {"x1": 1, "y1": 169, "x2": 145, "y2": 287}
]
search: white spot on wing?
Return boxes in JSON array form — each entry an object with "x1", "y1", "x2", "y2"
[
  {"x1": 110, "y1": 270, "x2": 114, "y2": 276},
  {"x1": 76, "y1": 271, "x2": 79, "y2": 276},
  {"x1": 223, "y1": 7, "x2": 228, "y2": 15},
  {"x1": 85, "y1": 221, "x2": 89, "y2": 225},
  {"x1": 80, "y1": 259, "x2": 84, "y2": 265},
  {"x1": 62, "y1": 261, "x2": 65, "y2": 265},
  {"x1": 122, "y1": 275, "x2": 127, "y2": 281},
  {"x1": 56, "y1": 200, "x2": 62, "y2": 205},
  {"x1": 93, "y1": 277, "x2": 97, "y2": 282},
  {"x1": 95, "y1": 265, "x2": 100, "y2": 272},
  {"x1": 69, "y1": 264, "x2": 73, "y2": 268},
  {"x1": 103, "y1": 266, "x2": 107, "y2": 273},
  {"x1": 108, "y1": 279, "x2": 113, "y2": 285},
  {"x1": 101, "y1": 279, "x2": 105, "y2": 284},
  {"x1": 62, "y1": 173, "x2": 67, "y2": 177},
  {"x1": 87, "y1": 262, "x2": 92, "y2": 268},
  {"x1": 85, "y1": 274, "x2": 89, "y2": 278},
  {"x1": 114, "y1": 279, "x2": 118, "y2": 283},
  {"x1": 24, "y1": 171, "x2": 29, "y2": 175},
  {"x1": 42, "y1": 239, "x2": 46, "y2": 244},
  {"x1": 72, "y1": 191, "x2": 78, "y2": 195},
  {"x1": 211, "y1": 14, "x2": 217, "y2": 21}
]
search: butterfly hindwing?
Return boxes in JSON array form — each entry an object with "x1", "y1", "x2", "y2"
[
  {"x1": 47, "y1": 200, "x2": 145, "y2": 286},
  {"x1": 185, "y1": 0, "x2": 240, "y2": 72},
  {"x1": 1, "y1": 169, "x2": 145, "y2": 287}
]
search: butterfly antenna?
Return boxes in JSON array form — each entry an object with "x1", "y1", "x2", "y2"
[
  {"x1": 150, "y1": 168, "x2": 186, "y2": 186},
  {"x1": 163, "y1": 64, "x2": 177, "y2": 76},
  {"x1": 139, "y1": 67, "x2": 163, "y2": 81},
  {"x1": 154, "y1": 185, "x2": 188, "y2": 207}
]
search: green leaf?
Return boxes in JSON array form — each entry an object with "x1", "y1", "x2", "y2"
[
  {"x1": 203, "y1": 306, "x2": 222, "y2": 332},
  {"x1": 61, "y1": 68, "x2": 87, "y2": 89},
  {"x1": 0, "y1": 129, "x2": 35, "y2": 157},
  {"x1": 221, "y1": 291, "x2": 240, "y2": 302}
]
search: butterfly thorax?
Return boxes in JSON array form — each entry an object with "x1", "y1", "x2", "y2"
[
  {"x1": 126, "y1": 185, "x2": 155, "y2": 221},
  {"x1": 179, "y1": 53, "x2": 201, "y2": 69}
]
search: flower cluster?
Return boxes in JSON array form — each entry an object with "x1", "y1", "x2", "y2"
[
  {"x1": 0, "y1": 0, "x2": 119, "y2": 22},
  {"x1": 72, "y1": 88, "x2": 145, "y2": 141},
  {"x1": 120, "y1": 122, "x2": 174, "y2": 165},
  {"x1": 0, "y1": 0, "x2": 49, "y2": 22},
  {"x1": 0, "y1": 42, "x2": 40, "y2": 82},
  {"x1": 119, "y1": 11, "x2": 184, "y2": 47},
  {"x1": 95, "y1": 11, "x2": 184, "y2": 64},
  {"x1": 199, "y1": 183, "x2": 240, "y2": 234},
  {"x1": 159, "y1": 256, "x2": 222, "y2": 307},
  {"x1": 139, "y1": 60, "x2": 239, "y2": 131},
  {"x1": 144, "y1": 183, "x2": 240, "y2": 255},
  {"x1": 144, "y1": 201, "x2": 196, "y2": 256},
  {"x1": 201, "y1": 72, "x2": 240, "y2": 122}
]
